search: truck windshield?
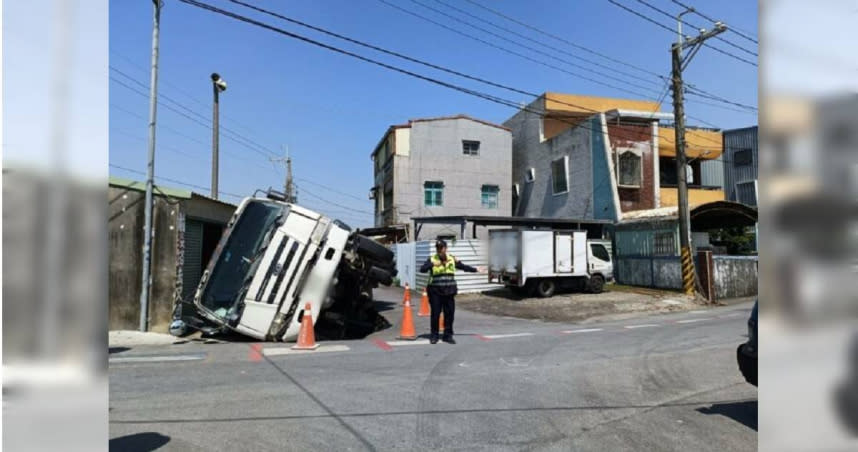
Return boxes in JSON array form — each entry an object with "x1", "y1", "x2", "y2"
[{"x1": 200, "y1": 200, "x2": 286, "y2": 318}]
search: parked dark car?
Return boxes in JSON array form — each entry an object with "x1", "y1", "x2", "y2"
[{"x1": 737, "y1": 301, "x2": 758, "y2": 386}]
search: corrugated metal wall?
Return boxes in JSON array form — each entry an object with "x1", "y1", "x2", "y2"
[
  {"x1": 182, "y1": 219, "x2": 203, "y2": 301},
  {"x1": 700, "y1": 159, "x2": 725, "y2": 188},
  {"x1": 722, "y1": 127, "x2": 758, "y2": 205},
  {"x1": 414, "y1": 240, "x2": 503, "y2": 293}
]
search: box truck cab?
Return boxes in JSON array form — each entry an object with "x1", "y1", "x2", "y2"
[{"x1": 488, "y1": 229, "x2": 613, "y2": 297}]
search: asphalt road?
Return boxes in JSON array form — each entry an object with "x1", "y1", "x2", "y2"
[{"x1": 109, "y1": 288, "x2": 757, "y2": 451}]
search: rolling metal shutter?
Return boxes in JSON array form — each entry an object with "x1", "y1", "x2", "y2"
[{"x1": 182, "y1": 219, "x2": 204, "y2": 301}]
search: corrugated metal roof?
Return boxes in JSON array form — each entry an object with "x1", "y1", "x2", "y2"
[
  {"x1": 109, "y1": 176, "x2": 192, "y2": 199},
  {"x1": 109, "y1": 175, "x2": 238, "y2": 207}
]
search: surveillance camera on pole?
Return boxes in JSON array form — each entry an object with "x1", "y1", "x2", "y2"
[{"x1": 211, "y1": 72, "x2": 226, "y2": 199}]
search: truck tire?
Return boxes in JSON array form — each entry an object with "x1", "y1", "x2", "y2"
[
  {"x1": 588, "y1": 275, "x2": 605, "y2": 294},
  {"x1": 535, "y1": 279, "x2": 556, "y2": 298},
  {"x1": 367, "y1": 265, "x2": 393, "y2": 286},
  {"x1": 352, "y1": 234, "x2": 394, "y2": 264}
]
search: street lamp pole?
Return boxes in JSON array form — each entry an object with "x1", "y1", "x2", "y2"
[{"x1": 211, "y1": 72, "x2": 226, "y2": 199}]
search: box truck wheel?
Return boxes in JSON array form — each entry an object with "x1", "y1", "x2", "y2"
[
  {"x1": 535, "y1": 279, "x2": 556, "y2": 298},
  {"x1": 588, "y1": 275, "x2": 605, "y2": 294}
]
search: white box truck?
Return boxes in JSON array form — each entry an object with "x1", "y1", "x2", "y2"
[
  {"x1": 488, "y1": 229, "x2": 613, "y2": 297},
  {"x1": 170, "y1": 189, "x2": 396, "y2": 341}
]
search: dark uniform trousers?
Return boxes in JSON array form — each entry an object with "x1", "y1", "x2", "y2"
[{"x1": 429, "y1": 290, "x2": 455, "y2": 337}]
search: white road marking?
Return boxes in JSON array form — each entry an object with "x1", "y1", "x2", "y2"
[
  {"x1": 676, "y1": 318, "x2": 712, "y2": 324},
  {"x1": 482, "y1": 333, "x2": 535, "y2": 339},
  {"x1": 624, "y1": 324, "x2": 659, "y2": 329},
  {"x1": 386, "y1": 339, "x2": 431, "y2": 346},
  {"x1": 562, "y1": 328, "x2": 604, "y2": 334},
  {"x1": 690, "y1": 310, "x2": 707, "y2": 314},
  {"x1": 263, "y1": 345, "x2": 351, "y2": 356},
  {"x1": 720, "y1": 312, "x2": 742, "y2": 318},
  {"x1": 109, "y1": 354, "x2": 206, "y2": 364},
  {"x1": 661, "y1": 299, "x2": 683, "y2": 305}
]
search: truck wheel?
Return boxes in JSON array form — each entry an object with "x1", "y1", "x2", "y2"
[
  {"x1": 352, "y1": 235, "x2": 394, "y2": 263},
  {"x1": 535, "y1": 279, "x2": 556, "y2": 298},
  {"x1": 588, "y1": 275, "x2": 605, "y2": 294}
]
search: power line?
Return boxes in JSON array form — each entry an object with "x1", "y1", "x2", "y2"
[
  {"x1": 404, "y1": 0, "x2": 664, "y2": 96},
  {"x1": 631, "y1": 0, "x2": 757, "y2": 57},
  {"x1": 669, "y1": 0, "x2": 758, "y2": 44},
  {"x1": 297, "y1": 184, "x2": 374, "y2": 215},
  {"x1": 111, "y1": 103, "x2": 276, "y2": 171},
  {"x1": 176, "y1": 0, "x2": 726, "y2": 153},
  {"x1": 378, "y1": 0, "x2": 752, "y2": 114},
  {"x1": 605, "y1": 0, "x2": 757, "y2": 67},
  {"x1": 375, "y1": 0, "x2": 662, "y2": 99},
  {"x1": 109, "y1": 163, "x2": 245, "y2": 200},
  {"x1": 295, "y1": 176, "x2": 368, "y2": 203},
  {"x1": 110, "y1": 50, "x2": 265, "y2": 137},
  {"x1": 110, "y1": 67, "x2": 279, "y2": 159},
  {"x1": 461, "y1": 0, "x2": 662, "y2": 78},
  {"x1": 428, "y1": 0, "x2": 662, "y2": 88}
]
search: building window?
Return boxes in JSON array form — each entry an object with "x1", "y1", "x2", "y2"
[
  {"x1": 733, "y1": 148, "x2": 753, "y2": 166},
  {"x1": 524, "y1": 168, "x2": 535, "y2": 183},
  {"x1": 618, "y1": 151, "x2": 642, "y2": 187},
  {"x1": 736, "y1": 181, "x2": 757, "y2": 206},
  {"x1": 462, "y1": 140, "x2": 480, "y2": 156},
  {"x1": 551, "y1": 157, "x2": 569, "y2": 195},
  {"x1": 424, "y1": 181, "x2": 443, "y2": 207},
  {"x1": 653, "y1": 231, "x2": 676, "y2": 256},
  {"x1": 481, "y1": 185, "x2": 499, "y2": 209}
]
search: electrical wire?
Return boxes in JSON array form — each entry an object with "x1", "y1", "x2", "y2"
[
  {"x1": 605, "y1": 0, "x2": 757, "y2": 67},
  {"x1": 176, "y1": 0, "x2": 733, "y2": 154},
  {"x1": 109, "y1": 163, "x2": 245, "y2": 200},
  {"x1": 669, "y1": 0, "x2": 758, "y2": 44}
]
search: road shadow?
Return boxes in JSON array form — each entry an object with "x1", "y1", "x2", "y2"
[
  {"x1": 109, "y1": 347, "x2": 130, "y2": 354},
  {"x1": 372, "y1": 300, "x2": 398, "y2": 313},
  {"x1": 697, "y1": 400, "x2": 757, "y2": 431},
  {"x1": 109, "y1": 432, "x2": 170, "y2": 451}
]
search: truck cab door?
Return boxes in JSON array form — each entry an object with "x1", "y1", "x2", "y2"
[{"x1": 588, "y1": 243, "x2": 613, "y2": 278}]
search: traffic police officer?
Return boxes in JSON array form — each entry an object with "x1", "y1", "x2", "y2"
[{"x1": 419, "y1": 240, "x2": 482, "y2": 344}]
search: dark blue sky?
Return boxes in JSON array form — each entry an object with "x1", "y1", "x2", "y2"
[{"x1": 109, "y1": 0, "x2": 757, "y2": 227}]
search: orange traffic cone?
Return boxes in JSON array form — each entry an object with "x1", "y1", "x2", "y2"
[
  {"x1": 398, "y1": 299, "x2": 417, "y2": 340},
  {"x1": 292, "y1": 303, "x2": 320, "y2": 350},
  {"x1": 417, "y1": 288, "x2": 430, "y2": 317},
  {"x1": 401, "y1": 283, "x2": 411, "y2": 306}
]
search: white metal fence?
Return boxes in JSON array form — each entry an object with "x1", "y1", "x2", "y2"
[{"x1": 392, "y1": 240, "x2": 503, "y2": 294}]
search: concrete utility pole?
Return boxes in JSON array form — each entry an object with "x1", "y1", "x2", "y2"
[
  {"x1": 670, "y1": 8, "x2": 726, "y2": 295},
  {"x1": 140, "y1": 0, "x2": 162, "y2": 332},
  {"x1": 271, "y1": 146, "x2": 297, "y2": 203},
  {"x1": 211, "y1": 72, "x2": 227, "y2": 199}
]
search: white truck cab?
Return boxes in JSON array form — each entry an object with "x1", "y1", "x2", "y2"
[
  {"x1": 488, "y1": 229, "x2": 613, "y2": 297},
  {"x1": 173, "y1": 190, "x2": 396, "y2": 342}
]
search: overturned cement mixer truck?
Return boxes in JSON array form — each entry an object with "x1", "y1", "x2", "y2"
[{"x1": 170, "y1": 189, "x2": 397, "y2": 341}]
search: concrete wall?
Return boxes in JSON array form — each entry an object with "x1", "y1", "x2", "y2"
[
  {"x1": 109, "y1": 187, "x2": 180, "y2": 331},
  {"x1": 393, "y1": 117, "x2": 512, "y2": 239},
  {"x1": 505, "y1": 105, "x2": 597, "y2": 219},
  {"x1": 713, "y1": 256, "x2": 758, "y2": 299}
]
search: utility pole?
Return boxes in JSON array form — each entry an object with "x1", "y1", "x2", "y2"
[
  {"x1": 210, "y1": 73, "x2": 227, "y2": 199},
  {"x1": 670, "y1": 8, "x2": 726, "y2": 296},
  {"x1": 140, "y1": 0, "x2": 162, "y2": 332},
  {"x1": 271, "y1": 146, "x2": 297, "y2": 203}
]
